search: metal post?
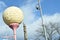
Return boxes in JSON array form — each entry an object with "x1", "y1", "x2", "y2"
[
  {"x1": 23, "y1": 23, "x2": 28, "y2": 40},
  {"x1": 13, "y1": 28, "x2": 16, "y2": 40},
  {"x1": 36, "y1": 0, "x2": 48, "y2": 40},
  {"x1": 9, "y1": 23, "x2": 19, "y2": 40}
]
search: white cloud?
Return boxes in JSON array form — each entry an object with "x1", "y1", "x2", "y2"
[
  {"x1": 27, "y1": 13, "x2": 60, "y2": 39},
  {"x1": 30, "y1": 13, "x2": 60, "y2": 26},
  {"x1": 43, "y1": 13, "x2": 60, "y2": 24},
  {"x1": 0, "y1": 1, "x2": 7, "y2": 27},
  {"x1": 20, "y1": 0, "x2": 44, "y2": 25},
  {"x1": 0, "y1": 1, "x2": 12, "y2": 39},
  {"x1": 0, "y1": 1, "x2": 7, "y2": 12},
  {"x1": 20, "y1": 0, "x2": 37, "y2": 25},
  {"x1": 0, "y1": 1, "x2": 7, "y2": 29}
]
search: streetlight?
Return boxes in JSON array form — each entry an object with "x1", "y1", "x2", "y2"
[
  {"x1": 36, "y1": 0, "x2": 48, "y2": 40},
  {"x1": 3, "y1": 6, "x2": 24, "y2": 40}
]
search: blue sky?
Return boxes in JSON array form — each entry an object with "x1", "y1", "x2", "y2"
[
  {"x1": 0, "y1": 0, "x2": 60, "y2": 40},
  {"x1": 0, "y1": 0, "x2": 60, "y2": 17},
  {"x1": 0, "y1": 0, "x2": 27, "y2": 7},
  {"x1": 0, "y1": 0, "x2": 60, "y2": 15},
  {"x1": 42, "y1": 0, "x2": 60, "y2": 15}
]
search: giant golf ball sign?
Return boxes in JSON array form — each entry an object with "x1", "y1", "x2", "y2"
[{"x1": 3, "y1": 6, "x2": 24, "y2": 25}]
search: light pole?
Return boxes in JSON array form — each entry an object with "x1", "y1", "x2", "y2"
[
  {"x1": 23, "y1": 23, "x2": 28, "y2": 40},
  {"x1": 3, "y1": 6, "x2": 24, "y2": 40},
  {"x1": 36, "y1": 0, "x2": 48, "y2": 40}
]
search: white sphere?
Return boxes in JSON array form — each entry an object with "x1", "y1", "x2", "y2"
[{"x1": 3, "y1": 6, "x2": 24, "y2": 25}]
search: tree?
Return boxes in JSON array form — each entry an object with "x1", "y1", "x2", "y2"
[{"x1": 35, "y1": 22, "x2": 60, "y2": 40}]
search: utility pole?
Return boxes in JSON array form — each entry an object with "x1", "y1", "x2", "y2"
[
  {"x1": 23, "y1": 23, "x2": 28, "y2": 40},
  {"x1": 36, "y1": 0, "x2": 48, "y2": 40}
]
